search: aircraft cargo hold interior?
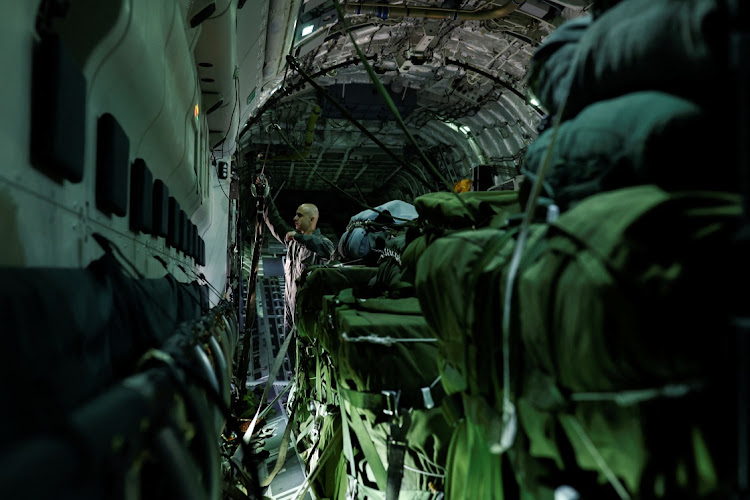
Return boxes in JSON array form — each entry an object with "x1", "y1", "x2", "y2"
[{"x1": 1, "y1": 0, "x2": 748, "y2": 499}]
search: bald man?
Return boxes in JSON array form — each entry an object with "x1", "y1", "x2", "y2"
[{"x1": 264, "y1": 197, "x2": 335, "y2": 336}]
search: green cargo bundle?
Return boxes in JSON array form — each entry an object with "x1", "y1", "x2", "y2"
[
  {"x1": 412, "y1": 184, "x2": 742, "y2": 498},
  {"x1": 527, "y1": 0, "x2": 725, "y2": 121},
  {"x1": 397, "y1": 191, "x2": 523, "y2": 295},
  {"x1": 416, "y1": 227, "x2": 514, "y2": 399},
  {"x1": 522, "y1": 91, "x2": 734, "y2": 212},
  {"x1": 334, "y1": 291, "x2": 432, "y2": 394},
  {"x1": 412, "y1": 191, "x2": 521, "y2": 232},
  {"x1": 365, "y1": 234, "x2": 419, "y2": 299},
  {"x1": 413, "y1": 224, "x2": 549, "y2": 499},
  {"x1": 296, "y1": 265, "x2": 378, "y2": 344},
  {"x1": 399, "y1": 234, "x2": 428, "y2": 282},
  {"x1": 515, "y1": 185, "x2": 740, "y2": 497},
  {"x1": 519, "y1": 185, "x2": 739, "y2": 392},
  {"x1": 414, "y1": 222, "x2": 547, "y2": 398},
  {"x1": 327, "y1": 289, "x2": 452, "y2": 499},
  {"x1": 294, "y1": 265, "x2": 379, "y2": 500}
]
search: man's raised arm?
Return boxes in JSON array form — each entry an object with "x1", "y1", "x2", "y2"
[
  {"x1": 263, "y1": 196, "x2": 293, "y2": 246},
  {"x1": 293, "y1": 232, "x2": 334, "y2": 260}
]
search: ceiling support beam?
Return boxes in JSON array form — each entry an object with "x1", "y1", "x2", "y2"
[
  {"x1": 352, "y1": 163, "x2": 369, "y2": 183},
  {"x1": 287, "y1": 56, "x2": 432, "y2": 187},
  {"x1": 287, "y1": 161, "x2": 295, "y2": 181},
  {"x1": 445, "y1": 58, "x2": 545, "y2": 116},
  {"x1": 343, "y1": 0, "x2": 521, "y2": 21},
  {"x1": 333, "y1": 148, "x2": 353, "y2": 184},
  {"x1": 305, "y1": 149, "x2": 327, "y2": 189},
  {"x1": 240, "y1": 56, "x2": 378, "y2": 142}
]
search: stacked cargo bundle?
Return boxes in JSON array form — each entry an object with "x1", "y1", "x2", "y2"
[
  {"x1": 329, "y1": 289, "x2": 452, "y2": 499},
  {"x1": 522, "y1": 0, "x2": 736, "y2": 210},
  {"x1": 413, "y1": 0, "x2": 743, "y2": 498},
  {"x1": 415, "y1": 189, "x2": 740, "y2": 498},
  {"x1": 512, "y1": 0, "x2": 740, "y2": 495},
  {"x1": 514, "y1": 186, "x2": 739, "y2": 498},
  {"x1": 294, "y1": 257, "x2": 455, "y2": 499},
  {"x1": 290, "y1": 197, "x2": 502, "y2": 499},
  {"x1": 411, "y1": 190, "x2": 534, "y2": 500},
  {"x1": 293, "y1": 265, "x2": 378, "y2": 499}
]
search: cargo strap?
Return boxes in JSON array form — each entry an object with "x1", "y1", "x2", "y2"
[
  {"x1": 340, "y1": 379, "x2": 442, "y2": 499},
  {"x1": 345, "y1": 393, "x2": 414, "y2": 500},
  {"x1": 386, "y1": 412, "x2": 412, "y2": 500},
  {"x1": 344, "y1": 399, "x2": 388, "y2": 491},
  {"x1": 290, "y1": 425, "x2": 343, "y2": 500},
  {"x1": 355, "y1": 478, "x2": 439, "y2": 500},
  {"x1": 241, "y1": 327, "x2": 296, "y2": 444},
  {"x1": 341, "y1": 333, "x2": 437, "y2": 346},
  {"x1": 339, "y1": 377, "x2": 445, "y2": 414},
  {"x1": 260, "y1": 340, "x2": 303, "y2": 488},
  {"x1": 260, "y1": 398, "x2": 299, "y2": 487},
  {"x1": 338, "y1": 394, "x2": 358, "y2": 490},
  {"x1": 560, "y1": 414, "x2": 631, "y2": 500}
]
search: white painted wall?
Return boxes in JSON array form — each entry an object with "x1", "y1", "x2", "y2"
[{"x1": 0, "y1": 1, "x2": 231, "y2": 304}]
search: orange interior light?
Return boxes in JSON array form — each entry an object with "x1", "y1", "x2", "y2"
[
  {"x1": 194, "y1": 104, "x2": 200, "y2": 117},
  {"x1": 453, "y1": 179, "x2": 472, "y2": 193}
]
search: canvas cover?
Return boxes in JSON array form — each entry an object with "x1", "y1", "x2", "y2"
[
  {"x1": 522, "y1": 91, "x2": 736, "y2": 212},
  {"x1": 515, "y1": 185, "x2": 741, "y2": 497},
  {"x1": 337, "y1": 200, "x2": 419, "y2": 263},
  {"x1": 296, "y1": 264, "x2": 378, "y2": 343},
  {"x1": 412, "y1": 184, "x2": 742, "y2": 497},
  {"x1": 415, "y1": 228, "x2": 515, "y2": 398},
  {"x1": 527, "y1": 0, "x2": 727, "y2": 121},
  {"x1": 412, "y1": 191, "x2": 521, "y2": 232}
]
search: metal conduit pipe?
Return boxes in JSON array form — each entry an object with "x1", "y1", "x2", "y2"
[{"x1": 344, "y1": 0, "x2": 525, "y2": 21}]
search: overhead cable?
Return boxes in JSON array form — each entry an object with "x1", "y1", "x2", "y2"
[{"x1": 331, "y1": 0, "x2": 479, "y2": 219}]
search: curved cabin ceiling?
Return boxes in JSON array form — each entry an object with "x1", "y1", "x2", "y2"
[{"x1": 226, "y1": 0, "x2": 592, "y2": 234}]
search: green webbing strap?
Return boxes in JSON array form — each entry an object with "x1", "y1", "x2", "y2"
[
  {"x1": 340, "y1": 379, "x2": 445, "y2": 413},
  {"x1": 315, "y1": 347, "x2": 323, "y2": 400},
  {"x1": 356, "y1": 480, "x2": 387, "y2": 500},
  {"x1": 386, "y1": 413, "x2": 412, "y2": 500},
  {"x1": 356, "y1": 481, "x2": 437, "y2": 500},
  {"x1": 570, "y1": 381, "x2": 704, "y2": 406},
  {"x1": 292, "y1": 425, "x2": 343, "y2": 500},
  {"x1": 242, "y1": 327, "x2": 297, "y2": 444},
  {"x1": 560, "y1": 414, "x2": 631, "y2": 500},
  {"x1": 260, "y1": 398, "x2": 300, "y2": 487},
  {"x1": 338, "y1": 383, "x2": 358, "y2": 491},
  {"x1": 345, "y1": 400, "x2": 388, "y2": 491},
  {"x1": 296, "y1": 414, "x2": 315, "y2": 445},
  {"x1": 340, "y1": 387, "x2": 386, "y2": 411},
  {"x1": 261, "y1": 342, "x2": 303, "y2": 488},
  {"x1": 327, "y1": 363, "x2": 338, "y2": 406}
]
